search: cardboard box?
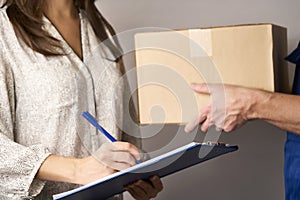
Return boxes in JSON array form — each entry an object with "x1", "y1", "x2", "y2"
[{"x1": 135, "y1": 24, "x2": 288, "y2": 124}]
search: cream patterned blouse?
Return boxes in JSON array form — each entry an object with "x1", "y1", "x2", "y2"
[{"x1": 0, "y1": 6, "x2": 138, "y2": 200}]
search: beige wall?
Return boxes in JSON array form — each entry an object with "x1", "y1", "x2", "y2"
[{"x1": 97, "y1": 1, "x2": 300, "y2": 199}]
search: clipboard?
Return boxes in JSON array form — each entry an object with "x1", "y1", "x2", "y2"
[{"x1": 53, "y1": 142, "x2": 238, "y2": 200}]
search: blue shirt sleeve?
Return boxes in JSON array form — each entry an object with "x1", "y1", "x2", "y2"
[{"x1": 286, "y1": 42, "x2": 300, "y2": 64}]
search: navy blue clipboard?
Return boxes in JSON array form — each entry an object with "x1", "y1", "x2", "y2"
[{"x1": 53, "y1": 142, "x2": 238, "y2": 200}]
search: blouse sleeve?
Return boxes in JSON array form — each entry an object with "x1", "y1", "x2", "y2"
[{"x1": 0, "y1": 40, "x2": 51, "y2": 199}]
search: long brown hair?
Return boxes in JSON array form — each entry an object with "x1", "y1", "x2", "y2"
[{"x1": 3, "y1": 0, "x2": 121, "y2": 59}]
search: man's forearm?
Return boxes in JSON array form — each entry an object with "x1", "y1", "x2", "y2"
[{"x1": 252, "y1": 90, "x2": 300, "y2": 134}]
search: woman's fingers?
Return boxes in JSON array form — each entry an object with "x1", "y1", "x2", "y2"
[
  {"x1": 126, "y1": 185, "x2": 144, "y2": 200},
  {"x1": 110, "y1": 142, "x2": 141, "y2": 161},
  {"x1": 110, "y1": 151, "x2": 137, "y2": 167},
  {"x1": 125, "y1": 176, "x2": 163, "y2": 200},
  {"x1": 126, "y1": 183, "x2": 148, "y2": 200},
  {"x1": 92, "y1": 142, "x2": 141, "y2": 171},
  {"x1": 150, "y1": 176, "x2": 164, "y2": 193}
]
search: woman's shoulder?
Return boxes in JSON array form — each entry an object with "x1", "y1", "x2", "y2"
[
  {"x1": 0, "y1": 6, "x2": 17, "y2": 45},
  {"x1": 0, "y1": 6, "x2": 11, "y2": 35},
  {"x1": 0, "y1": 5, "x2": 8, "y2": 19},
  {"x1": 0, "y1": 6, "x2": 18, "y2": 60},
  {"x1": 0, "y1": 7, "x2": 8, "y2": 46}
]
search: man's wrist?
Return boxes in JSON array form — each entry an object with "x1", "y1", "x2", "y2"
[{"x1": 248, "y1": 89, "x2": 272, "y2": 120}]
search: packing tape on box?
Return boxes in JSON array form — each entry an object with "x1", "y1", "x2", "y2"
[{"x1": 189, "y1": 29, "x2": 212, "y2": 57}]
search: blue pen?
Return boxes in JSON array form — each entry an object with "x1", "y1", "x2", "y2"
[
  {"x1": 82, "y1": 111, "x2": 117, "y2": 142},
  {"x1": 82, "y1": 111, "x2": 140, "y2": 164}
]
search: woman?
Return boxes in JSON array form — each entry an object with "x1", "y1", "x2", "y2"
[
  {"x1": 0, "y1": 0, "x2": 163, "y2": 199},
  {"x1": 185, "y1": 42, "x2": 300, "y2": 199}
]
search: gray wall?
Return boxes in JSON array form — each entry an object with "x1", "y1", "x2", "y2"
[{"x1": 97, "y1": 1, "x2": 300, "y2": 199}]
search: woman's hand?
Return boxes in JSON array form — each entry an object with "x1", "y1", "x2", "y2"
[
  {"x1": 75, "y1": 142, "x2": 141, "y2": 184},
  {"x1": 125, "y1": 176, "x2": 164, "y2": 200},
  {"x1": 94, "y1": 143, "x2": 164, "y2": 199},
  {"x1": 37, "y1": 154, "x2": 116, "y2": 185},
  {"x1": 185, "y1": 83, "x2": 261, "y2": 133},
  {"x1": 38, "y1": 142, "x2": 163, "y2": 198},
  {"x1": 92, "y1": 142, "x2": 141, "y2": 171},
  {"x1": 38, "y1": 142, "x2": 141, "y2": 185},
  {"x1": 74, "y1": 156, "x2": 116, "y2": 185}
]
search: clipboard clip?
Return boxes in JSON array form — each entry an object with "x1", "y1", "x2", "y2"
[{"x1": 202, "y1": 141, "x2": 230, "y2": 147}]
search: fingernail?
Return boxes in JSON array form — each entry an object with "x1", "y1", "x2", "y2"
[{"x1": 190, "y1": 83, "x2": 198, "y2": 89}]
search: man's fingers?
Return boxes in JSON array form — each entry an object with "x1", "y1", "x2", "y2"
[
  {"x1": 185, "y1": 106, "x2": 210, "y2": 133},
  {"x1": 191, "y1": 83, "x2": 210, "y2": 94},
  {"x1": 184, "y1": 113, "x2": 206, "y2": 133},
  {"x1": 201, "y1": 116, "x2": 211, "y2": 132}
]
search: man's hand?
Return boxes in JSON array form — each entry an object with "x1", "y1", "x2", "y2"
[{"x1": 185, "y1": 83, "x2": 260, "y2": 133}]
